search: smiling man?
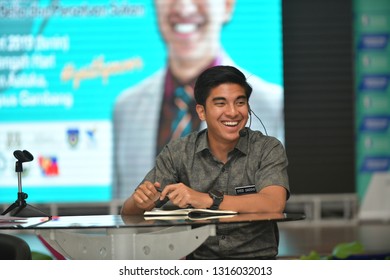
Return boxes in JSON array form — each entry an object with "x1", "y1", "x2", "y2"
[
  {"x1": 113, "y1": 0, "x2": 284, "y2": 199},
  {"x1": 155, "y1": 0, "x2": 234, "y2": 82},
  {"x1": 121, "y1": 65, "x2": 290, "y2": 259}
]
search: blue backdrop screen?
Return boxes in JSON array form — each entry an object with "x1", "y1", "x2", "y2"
[{"x1": 0, "y1": 0, "x2": 283, "y2": 203}]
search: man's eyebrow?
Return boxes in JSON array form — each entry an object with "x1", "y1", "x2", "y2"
[
  {"x1": 236, "y1": 95, "x2": 247, "y2": 100},
  {"x1": 212, "y1": 97, "x2": 227, "y2": 102},
  {"x1": 211, "y1": 95, "x2": 247, "y2": 102}
]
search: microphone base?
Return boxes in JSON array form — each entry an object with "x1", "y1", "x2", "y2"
[{"x1": 1, "y1": 192, "x2": 51, "y2": 218}]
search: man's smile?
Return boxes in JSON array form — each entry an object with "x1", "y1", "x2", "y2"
[
  {"x1": 222, "y1": 121, "x2": 240, "y2": 127},
  {"x1": 174, "y1": 22, "x2": 198, "y2": 34}
]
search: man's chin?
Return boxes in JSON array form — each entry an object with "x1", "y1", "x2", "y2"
[
  {"x1": 174, "y1": 51, "x2": 204, "y2": 62},
  {"x1": 171, "y1": 45, "x2": 214, "y2": 61}
]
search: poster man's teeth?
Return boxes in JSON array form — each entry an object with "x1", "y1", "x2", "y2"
[{"x1": 175, "y1": 23, "x2": 197, "y2": 33}]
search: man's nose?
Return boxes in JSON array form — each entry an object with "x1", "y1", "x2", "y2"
[
  {"x1": 225, "y1": 104, "x2": 239, "y2": 116},
  {"x1": 173, "y1": 0, "x2": 197, "y2": 17}
]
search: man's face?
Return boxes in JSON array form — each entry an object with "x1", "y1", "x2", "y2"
[
  {"x1": 155, "y1": 0, "x2": 234, "y2": 62},
  {"x1": 196, "y1": 83, "x2": 249, "y2": 145}
]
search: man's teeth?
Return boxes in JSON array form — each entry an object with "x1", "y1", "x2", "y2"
[
  {"x1": 174, "y1": 23, "x2": 197, "y2": 34},
  {"x1": 223, "y1": 122, "x2": 239, "y2": 127}
]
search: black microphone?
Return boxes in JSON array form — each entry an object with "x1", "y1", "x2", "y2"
[{"x1": 239, "y1": 128, "x2": 247, "y2": 137}]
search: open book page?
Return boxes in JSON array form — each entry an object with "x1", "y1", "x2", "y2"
[
  {"x1": 143, "y1": 213, "x2": 238, "y2": 221},
  {"x1": 144, "y1": 208, "x2": 237, "y2": 221},
  {"x1": 144, "y1": 208, "x2": 237, "y2": 217}
]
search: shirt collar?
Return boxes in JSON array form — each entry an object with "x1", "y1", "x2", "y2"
[
  {"x1": 195, "y1": 129, "x2": 209, "y2": 154},
  {"x1": 235, "y1": 134, "x2": 248, "y2": 155}
]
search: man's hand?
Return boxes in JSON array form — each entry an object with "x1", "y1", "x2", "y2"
[
  {"x1": 133, "y1": 181, "x2": 161, "y2": 210},
  {"x1": 160, "y1": 183, "x2": 211, "y2": 209}
]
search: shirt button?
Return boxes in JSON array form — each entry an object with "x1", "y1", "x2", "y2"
[
  {"x1": 221, "y1": 235, "x2": 226, "y2": 240},
  {"x1": 221, "y1": 167, "x2": 226, "y2": 172}
]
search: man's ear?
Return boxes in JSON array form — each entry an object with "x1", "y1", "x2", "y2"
[
  {"x1": 196, "y1": 104, "x2": 206, "y2": 121},
  {"x1": 224, "y1": 0, "x2": 236, "y2": 23}
]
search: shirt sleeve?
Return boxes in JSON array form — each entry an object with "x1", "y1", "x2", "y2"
[
  {"x1": 256, "y1": 138, "x2": 290, "y2": 198},
  {"x1": 142, "y1": 145, "x2": 179, "y2": 189}
]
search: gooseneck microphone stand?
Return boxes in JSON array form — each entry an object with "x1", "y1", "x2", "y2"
[{"x1": 1, "y1": 150, "x2": 51, "y2": 218}]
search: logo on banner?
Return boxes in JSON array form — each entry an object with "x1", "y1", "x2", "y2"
[
  {"x1": 86, "y1": 128, "x2": 97, "y2": 148},
  {"x1": 39, "y1": 156, "x2": 59, "y2": 176},
  {"x1": 67, "y1": 128, "x2": 79, "y2": 148},
  {"x1": 361, "y1": 156, "x2": 390, "y2": 172},
  {"x1": 360, "y1": 116, "x2": 390, "y2": 132},
  {"x1": 359, "y1": 74, "x2": 389, "y2": 91},
  {"x1": 358, "y1": 34, "x2": 389, "y2": 50}
]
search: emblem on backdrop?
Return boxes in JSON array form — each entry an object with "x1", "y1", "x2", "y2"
[
  {"x1": 38, "y1": 156, "x2": 59, "y2": 176},
  {"x1": 67, "y1": 128, "x2": 79, "y2": 148}
]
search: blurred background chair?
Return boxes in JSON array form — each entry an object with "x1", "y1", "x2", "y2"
[{"x1": 0, "y1": 233, "x2": 32, "y2": 260}]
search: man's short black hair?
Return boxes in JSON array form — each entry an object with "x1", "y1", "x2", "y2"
[{"x1": 194, "y1": 65, "x2": 252, "y2": 106}]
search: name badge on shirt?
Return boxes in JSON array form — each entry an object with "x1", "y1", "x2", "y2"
[{"x1": 235, "y1": 185, "x2": 257, "y2": 195}]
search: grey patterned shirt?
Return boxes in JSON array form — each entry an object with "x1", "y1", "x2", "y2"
[{"x1": 143, "y1": 128, "x2": 289, "y2": 259}]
